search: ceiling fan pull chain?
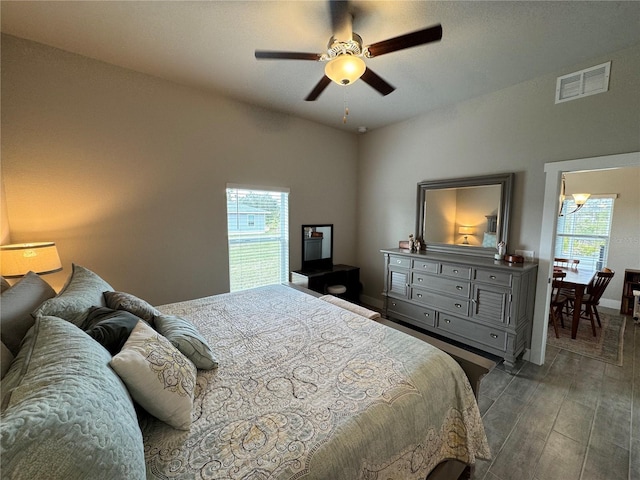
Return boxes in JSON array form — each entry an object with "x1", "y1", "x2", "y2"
[{"x1": 343, "y1": 88, "x2": 349, "y2": 124}]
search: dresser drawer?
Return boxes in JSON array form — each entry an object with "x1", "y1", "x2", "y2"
[
  {"x1": 387, "y1": 299, "x2": 436, "y2": 328},
  {"x1": 411, "y1": 272, "x2": 470, "y2": 298},
  {"x1": 438, "y1": 314, "x2": 507, "y2": 351},
  {"x1": 440, "y1": 263, "x2": 472, "y2": 279},
  {"x1": 411, "y1": 259, "x2": 438, "y2": 273},
  {"x1": 475, "y1": 268, "x2": 513, "y2": 287},
  {"x1": 389, "y1": 256, "x2": 410, "y2": 269},
  {"x1": 411, "y1": 288, "x2": 470, "y2": 316}
]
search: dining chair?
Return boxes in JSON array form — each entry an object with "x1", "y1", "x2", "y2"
[
  {"x1": 579, "y1": 270, "x2": 615, "y2": 330},
  {"x1": 554, "y1": 258, "x2": 569, "y2": 268},
  {"x1": 549, "y1": 271, "x2": 568, "y2": 338},
  {"x1": 554, "y1": 257, "x2": 580, "y2": 269}
]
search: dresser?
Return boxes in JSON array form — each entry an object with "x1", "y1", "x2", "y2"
[{"x1": 381, "y1": 249, "x2": 537, "y2": 369}]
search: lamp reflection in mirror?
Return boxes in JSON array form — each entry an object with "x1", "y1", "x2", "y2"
[
  {"x1": 0, "y1": 242, "x2": 62, "y2": 278},
  {"x1": 559, "y1": 174, "x2": 590, "y2": 216},
  {"x1": 458, "y1": 226, "x2": 475, "y2": 245}
]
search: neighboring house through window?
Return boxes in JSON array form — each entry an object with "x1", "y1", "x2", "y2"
[
  {"x1": 226, "y1": 185, "x2": 289, "y2": 292},
  {"x1": 555, "y1": 195, "x2": 616, "y2": 270}
]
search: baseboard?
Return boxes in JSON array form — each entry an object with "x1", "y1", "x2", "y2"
[{"x1": 600, "y1": 298, "x2": 621, "y2": 310}]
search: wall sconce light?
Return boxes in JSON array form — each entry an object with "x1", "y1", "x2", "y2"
[
  {"x1": 458, "y1": 226, "x2": 475, "y2": 245},
  {"x1": 559, "y1": 174, "x2": 590, "y2": 216},
  {"x1": 0, "y1": 242, "x2": 62, "y2": 278}
]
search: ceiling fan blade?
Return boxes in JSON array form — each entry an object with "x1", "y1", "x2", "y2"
[
  {"x1": 255, "y1": 50, "x2": 322, "y2": 61},
  {"x1": 361, "y1": 68, "x2": 395, "y2": 96},
  {"x1": 366, "y1": 24, "x2": 442, "y2": 57},
  {"x1": 330, "y1": 0, "x2": 352, "y2": 42},
  {"x1": 305, "y1": 76, "x2": 332, "y2": 101}
]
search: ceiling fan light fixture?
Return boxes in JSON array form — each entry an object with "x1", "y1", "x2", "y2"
[{"x1": 324, "y1": 55, "x2": 366, "y2": 85}]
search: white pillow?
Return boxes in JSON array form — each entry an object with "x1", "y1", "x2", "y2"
[{"x1": 110, "y1": 321, "x2": 196, "y2": 430}]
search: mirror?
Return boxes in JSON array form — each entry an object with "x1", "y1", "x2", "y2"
[
  {"x1": 416, "y1": 173, "x2": 514, "y2": 257},
  {"x1": 301, "y1": 224, "x2": 333, "y2": 271}
]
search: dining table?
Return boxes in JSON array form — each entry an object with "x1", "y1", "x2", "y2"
[{"x1": 555, "y1": 266, "x2": 597, "y2": 339}]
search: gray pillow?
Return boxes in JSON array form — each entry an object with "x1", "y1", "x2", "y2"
[
  {"x1": 1, "y1": 341, "x2": 14, "y2": 379},
  {"x1": 0, "y1": 271, "x2": 56, "y2": 355},
  {"x1": 80, "y1": 307, "x2": 141, "y2": 355},
  {"x1": 104, "y1": 291, "x2": 160, "y2": 324},
  {"x1": 154, "y1": 314, "x2": 218, "y2": 370},
  {"x1": 0, "y1": 276, "x2": 10, "y2": 293},
  {"x1": 0, "y1": 316, "x2": 146, "y2": 479},
  {"x1": 32, "y1": 264, "x2": 113, "y2": 325}
]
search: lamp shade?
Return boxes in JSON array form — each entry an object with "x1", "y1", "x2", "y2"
[
  {"x1": 458, "y1": 226, "x2": 475, "y2": 235},
  {"x1": 0, "y1": 242, "x2": 62, "y2": 278},
  {"x1": 324, "y1": 55, "x2": 366, "y2": 85},
  {"x1": 571, "y1": 193, "x2": 590, "y2": 205}
]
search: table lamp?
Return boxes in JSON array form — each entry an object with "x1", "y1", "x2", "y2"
[
  {"x1": 0, "y1": 242, "x2": 62, "y2": 278},
  {"x1": 458, "y1": 226, "x2": 475, "y2": 245}
]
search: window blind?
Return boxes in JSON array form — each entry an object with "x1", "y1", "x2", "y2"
[
  {"x1": 555, "y1": 196, "x2": 615, "y2": 270},
  {"x1": 226, "y1": 186, "x2": 289, "y2": 292}
]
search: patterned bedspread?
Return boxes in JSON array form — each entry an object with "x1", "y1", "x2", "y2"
[{"x1": 142, "y1": 285, "x2": 490, "y2": 479}]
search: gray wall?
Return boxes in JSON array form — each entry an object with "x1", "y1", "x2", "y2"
[
  {"x1": 356, "y1": 43, "x2": 640, "y2": 308},
  {"x1": 0, "y1": 35, "x2": 358, "y2": 304}
]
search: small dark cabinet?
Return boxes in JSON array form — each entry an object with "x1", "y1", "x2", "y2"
[
  {"x1": 291, "y1": 264, "x2": 360, "y2": 302},
  {"x1": 621, "y1": 269, "x2": 640, "y2": 316}
]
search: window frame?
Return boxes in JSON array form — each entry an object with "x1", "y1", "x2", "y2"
[{"x1": 555, "y1": 194, "x2": 616, "y2": 270}]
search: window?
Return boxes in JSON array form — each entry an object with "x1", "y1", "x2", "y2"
[
  {"x1": 226, "y1": 185, "x2": 289, "y2": 292},
  {"x1": 555, "y1": 195, "x2": 616, "y2": 270}
]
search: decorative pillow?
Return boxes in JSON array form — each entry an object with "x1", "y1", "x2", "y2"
[
  {"x1": 154, "y1": 314, "x2": 218, "y2": 370},
  {"x1": 0, "y1": 271, "x2": 56, "y2": 356},
  {"x1": 80, "y1": 307, "x2": 141, "y2": 355},
  {"x1": 32, "y1": 264, "x2": 113, "y2": 325},
  {"x1": 110, "y1": 320, "x2": 196, "y2": 430},
  {"x1": 0, "y1": 276, "x2": 10, "y2": 293},
  {"x1": 1, "y1": 341, "x2": 14, "y2": 379},
  {"x1": 482, "y1": 232, "x2": 497, "y2": 248},
  {"x1": 104, "y1": 290, "x2": 160, "y2": 324},
  {"x1": 0, "y1": 316, "x2": 146, "y2": 479}
]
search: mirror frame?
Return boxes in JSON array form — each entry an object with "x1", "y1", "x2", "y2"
[{"x1": 416, "y1": 173, "x2": 514, "y2": 258}]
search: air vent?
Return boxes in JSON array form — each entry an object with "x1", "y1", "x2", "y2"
[{"x1": 555, "y1": 61, "x2": 610, "y2": 104}]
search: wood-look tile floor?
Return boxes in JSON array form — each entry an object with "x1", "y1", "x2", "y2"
[{"x1": 472, "y1": 308, "x2": 638, "y2": 480}]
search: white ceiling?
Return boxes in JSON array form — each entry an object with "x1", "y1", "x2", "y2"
[{"x1": 2, "y1": 1, "x2": 639, "y2": 133}]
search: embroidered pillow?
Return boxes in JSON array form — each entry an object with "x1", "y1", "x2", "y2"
[
  {"x1": 154, "y1": 314, "x2": 218, "y2": 370},
  {"x1": 32, "y1": 264, "x2": 113, "y2": 325},
  {"x1": 104, "y1": 291, "x2": 160, "y2": 325},
  {"x1": 110, "y1": 321, "x2": 196, "y2": 430}
]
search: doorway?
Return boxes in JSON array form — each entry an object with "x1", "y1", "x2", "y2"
[{"x1": 527, "y1": 151, "x2": 639, "y2": 366}]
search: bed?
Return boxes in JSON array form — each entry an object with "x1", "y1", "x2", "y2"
[
  {"x1": 141, "y1": 284, "x2": 490, "y2": 479},
  {"x1": 1, "y1": 267, "x2": 490, "y2": 480}
]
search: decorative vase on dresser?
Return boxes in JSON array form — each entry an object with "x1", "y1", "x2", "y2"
[{"x1": 381, "y1": 248, "x2": 537, "y2": 370}]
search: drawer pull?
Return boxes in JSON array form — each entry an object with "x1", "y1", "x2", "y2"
[
  {"x1": 391, "y1": 302, "x2": 397, "y2": 307},
  {"x1": 453, "y1": 269, "x2": 459, "y2": 274},
  {"x1": 456, "y1": 285, "x2": 463, "y2": 290},
  {"x1": 490, "y1": 275, "x2": 497, "y2": 280},
  {"x1": 422, "y1": 264, "x2": 428, "y2": 268},
  {"x1": 444, "y1": 319, "x2": 451, "y2": 324},
  {"x1": 418, "y1": 278, "x2": 423, "y2": 282},
  {"x1": 455, "y1": 303, "x2": 462, "y2": 308},
  {"x1": 490, "y1": 333, "x2": 498, "y2": 339},
  {"x1": 417, "y1": 293, "x2": 423, "y2": 298},
  {"x1": 423, "y1": 312, "x2": 430, "y2": 317},
  {"x1": 397, "y1": 260, "x2": 402, "y2": 264}
]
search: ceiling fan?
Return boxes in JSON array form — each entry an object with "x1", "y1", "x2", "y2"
[{"x1": 255, "y1": 1, "x2": 442, "y2": 101}]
